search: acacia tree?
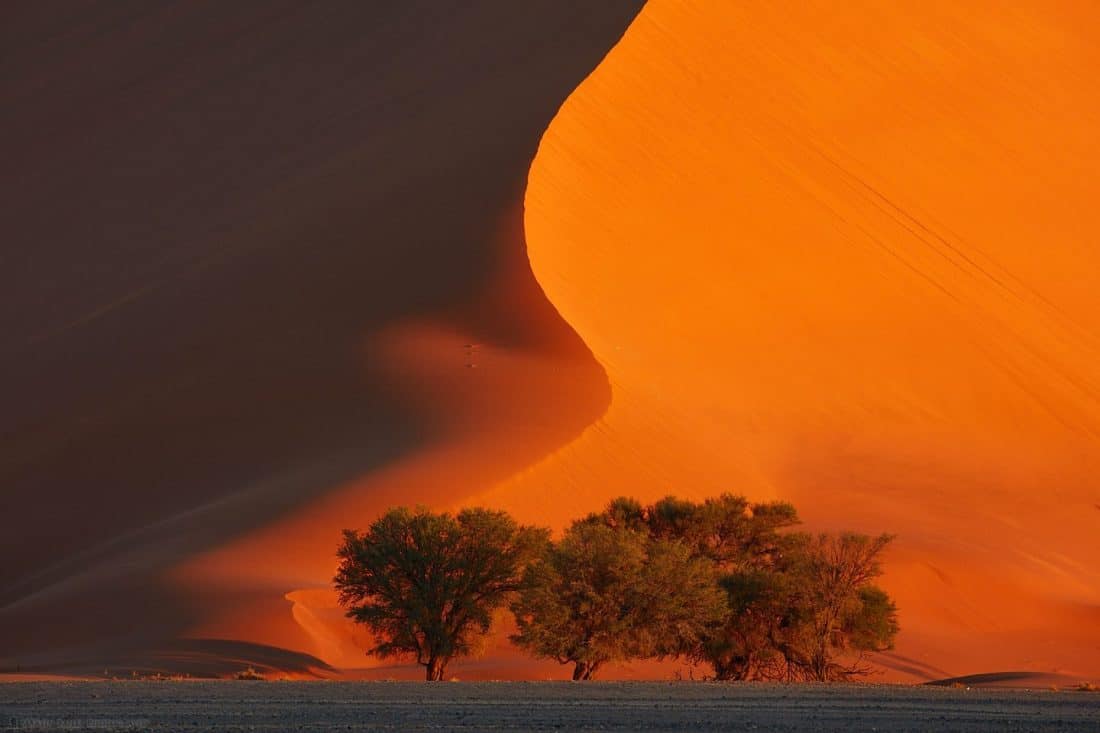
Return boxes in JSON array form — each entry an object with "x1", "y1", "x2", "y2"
[
  {"x1": 510, "y1": 521, "x2": 724, "y2": 680},
  {"x1": 581, "y1": 495, "x2": 897, "y2": 682},
  {"x1": 584, "y1": 494, "x2": 801, "y2": 679},
  {"x1": 334, "y1": 506, "x2": 547, "y2": 680},
  {"x1": 587, "y1": 494, "x2": 800, "y2": 570},
  {"x1": 699, "y1": 557, "x2": 799, "y2": 680},
  {"x1": 777, "y1": 532, "x2": 899, "y2": 681},
  {"x1": 698, "y1": 531, "x2": 899, "y2": 682},
  {"x1": 655, "y1": 496, "x2": 802, "y2": 680}
]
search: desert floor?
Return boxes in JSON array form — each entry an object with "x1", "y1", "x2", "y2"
[{"x1": 1, "y1": 681, "x2": 1097, "y2": 732}]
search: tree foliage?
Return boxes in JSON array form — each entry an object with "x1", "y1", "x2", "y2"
[
  {"x1": 510, "y1": 521, "x2": 724, "y2": 679},
  {"x1": 581, "y1": 496, "x2": 898, "y2": 681},
  {"x1": 334, "y1": 496, "x2": 898, "y2": 682},
  {"x1": 776, "y1": 532, "x2": 899, "y2": 681},
  {"x1": 585, "y1": 494, "x2": 800, "y2": 569},
  {"x1": 334, "y1": 506, "x2": 548, "y2": 680}
]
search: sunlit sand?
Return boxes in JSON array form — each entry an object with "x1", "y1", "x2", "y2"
[{"x1": 481, "y1": 0, "x2": 1100, "y2": 682}]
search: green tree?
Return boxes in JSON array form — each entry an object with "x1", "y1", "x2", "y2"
[
  {"x1": 700, "y1": 565, "x2": 794, "y2": 680},
  {"x1": 585, "y1": 494, "x2": 802, "y2": 679},
  {"x1": 581, "y1": 495, "x2": 897, "y2": 682},
  {"x1": 334, "y1": 506, "x2": 548, "y2": 681},
  {"x1": 778, "y1": 532, "x2": 899, "y2": 681},
  {"x1": 510, "y1": 521, "x2": 724, "y2": 680},
  {"x1": 587, "y1": 494, "x2": 800, "y2": 569}
]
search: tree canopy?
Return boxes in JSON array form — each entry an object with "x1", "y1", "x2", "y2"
[
  {"x1": 580, "y1": 495, "x2": 898, "y2": 681},
  {"x1": 334, "y1": 506, "x2": 547, "y2": 680},
  {"x1": 334, "y1": 496, "x2": 898, "y2": 682},
  {"x1": 510, "y1": 521, "x2": 724, "y2": 679},
  {"x1": 776, "y1": 532, "x2": 899, "y2": 681}
]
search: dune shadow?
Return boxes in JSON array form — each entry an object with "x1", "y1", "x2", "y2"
[
  {"x1": 0, "y1": 0, "x2": 642, "y2": 674},
  {"x1": 925, "y1": 671, "x2": 1073, "y2": 688}
]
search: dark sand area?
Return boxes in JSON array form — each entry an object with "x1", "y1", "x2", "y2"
[
  {"x1": 2, "y1": 682, "x2": 1097, "y2": 732},
  {"x1": 0, "y1": 1, "x2": 639, "y2": 674}
]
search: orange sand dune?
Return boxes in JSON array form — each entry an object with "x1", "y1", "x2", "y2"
[
  {"x1": 473, "y1": 0, "x2": 1100, "y2": 681},
  {"x1": 6, "y1": 0, "x2": 1100, "y2": 683},
  {"x1": 0, "y1": 1, "x2": 640, "y2": 676}
]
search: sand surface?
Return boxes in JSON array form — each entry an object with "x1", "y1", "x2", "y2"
[
  {"x1": 0, "y1": 1, "x2": 638, "y2": 675},
  {"x1": 1, "y1": 682, "x2": 1098, "y2": 732},
  {"x1": 4, "y1": 0, "x2": 1100, "y2": 686},
  {"x1": 477, "y1": 0, "x2": 1100, "y2": 681}
]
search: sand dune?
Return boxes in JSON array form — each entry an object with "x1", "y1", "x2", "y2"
[
  {"x1": 473, "y1": 0, "x2": 1100, "y2": 681},
  {"x1": 5, "y1": 0, "x2": 1098, "y2": 683},
  {"x1": 0, "y1": 1, "x2": 640, "y2": 675}
]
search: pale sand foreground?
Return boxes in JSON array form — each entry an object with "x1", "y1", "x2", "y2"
[{"x1": 1, "y1": 682, "x2": 1097, "y2": 732}]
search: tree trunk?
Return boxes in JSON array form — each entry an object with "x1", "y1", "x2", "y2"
[
  {"x1": 711, "y1": 662, "x2": 733, "y2": 682},
  {"x1": 426, "y1": 657, "x2": 447, "y2": 681},
  {"x1": 809, "y1": 644, "x2": 829, "y2": 681},
  {"x1": 572, "y1": 661, "x2": 601, "y2": 680},
  {"x1": 711, "y1": 657, "x2": 749, "y2": 682}
]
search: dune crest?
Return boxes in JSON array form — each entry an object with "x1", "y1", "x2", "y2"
[{"x1": 477, "y1": 0, "x2": 1100, "y2": 680}]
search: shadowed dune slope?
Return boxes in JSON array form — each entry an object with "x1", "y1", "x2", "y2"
[
  {"x1": 476, "y1": 0, "x2": 1100, "y2": 680},
  {"x1": 0, "y1": 1, "x2": 642, "y2": 674}
]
